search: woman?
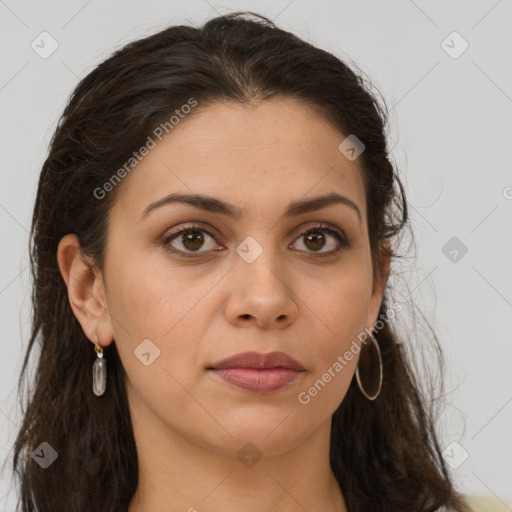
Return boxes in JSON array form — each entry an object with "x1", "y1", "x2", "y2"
[{"x1": 12, "y1": 11, "x2": 476, "y2": 512}]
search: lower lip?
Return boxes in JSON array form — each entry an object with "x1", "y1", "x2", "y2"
[{"x1": 209, "y1": 368, "x2": 304, "y2": 393}]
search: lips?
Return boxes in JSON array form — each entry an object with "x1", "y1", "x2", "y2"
[
  {"x1": 207, "y1": 351, "x2": 305, "y2": 371},
  {"x1": 207, "y1": 351, "x2": 306, "y2": 393}
]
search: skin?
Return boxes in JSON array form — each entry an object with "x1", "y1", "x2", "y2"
[{"x1": 57, "y1": 97, "x2": 390, "y2": 512}]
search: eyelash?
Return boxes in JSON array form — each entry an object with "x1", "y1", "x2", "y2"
[{"x1": 162, "y1": 222, "x2": 350, "y2": 260}]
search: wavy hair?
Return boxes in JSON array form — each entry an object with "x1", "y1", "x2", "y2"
[{"x1": 10, "y1": 11, "x2": 471, "y2": 512}]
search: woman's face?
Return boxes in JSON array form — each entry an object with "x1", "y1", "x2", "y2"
[{"x1": 96, "y1": 97, "x2": 388, "y2": 456}]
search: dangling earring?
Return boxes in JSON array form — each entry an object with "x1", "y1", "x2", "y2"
[
  {"x1": 92, "y1": 335, "x2": 107, "y2": 397},
  {"x1": 355, "y1": 332, "x2": 383, "y2": 400}
]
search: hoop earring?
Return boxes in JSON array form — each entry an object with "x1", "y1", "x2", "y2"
[
  {"x1": 355, "y1": 332, "x2": 382, "y2": 400},
  {"x1": 92, "y1": 336, "x2": 107, "y2": 397}
]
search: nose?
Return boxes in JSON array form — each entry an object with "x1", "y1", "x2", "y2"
[{"x1": 223, "y1": 241, "x2": 298, "y2": 329}]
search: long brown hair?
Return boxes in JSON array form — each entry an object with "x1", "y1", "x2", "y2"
[{"x1": 10, "y1": 11, "x2": 471, "y2": 512}]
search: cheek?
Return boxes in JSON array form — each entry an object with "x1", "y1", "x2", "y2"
[
  {"x1": 294, "y1": 269, "x2": 373, "y2": 408},
  {"x1": 301, "y1": 266, "x2": 373, "y2": 351},
  {"x1": 105, "y1": 248, "x2": 212, "y2": 390}
]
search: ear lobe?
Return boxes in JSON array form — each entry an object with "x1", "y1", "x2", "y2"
[{"x1": 57, "y1": 233, "x2": 113, "y2": 346}]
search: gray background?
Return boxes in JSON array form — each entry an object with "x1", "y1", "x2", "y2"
[{"x1": 1, "y1": 0, "x2": 511, "y2": 508}]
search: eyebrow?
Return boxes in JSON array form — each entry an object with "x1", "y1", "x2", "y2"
[{"x1": 142, "y1": 191, "x2": 362, "y2": 224}]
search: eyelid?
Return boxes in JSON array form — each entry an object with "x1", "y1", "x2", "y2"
[
  {"x1": 292, "y1": 221, "x2": 346, "y2": 239},
  {"x1": 163, "y1": 222, "x2": 218, "y2": 240}
]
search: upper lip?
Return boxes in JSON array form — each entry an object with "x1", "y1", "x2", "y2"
[{"x1": 208, "y1": 351, "x2": 305, "y2": 371}]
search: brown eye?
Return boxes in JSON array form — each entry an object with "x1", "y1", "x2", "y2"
[
  {"x1": 163, "y1": 224, "x2": 221, "y2": 258},
  {"x1": 179, "y1": 229, "x2": 206, "y2": 251},
  {"x1": 291, "y1": 225, "x2": 349, "y2": 257},
  {"x1": 303, "y1": 230, "x2": 327, "y2": 251}
]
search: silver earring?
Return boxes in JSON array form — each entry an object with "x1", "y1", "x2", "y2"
[
  {"x1": 93, "y1": 336, "x2": 107, "y2": 397},
  {"x1": 355, "y1": 332, "x2": 383, "y2": 400}
]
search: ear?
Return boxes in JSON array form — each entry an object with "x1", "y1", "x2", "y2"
[
  {"x1": 56, "y1": 233, "x2": 114, "y2": 348},
  {"x1": 367, "y1": 238, "x2": 392, "y2": 330}
]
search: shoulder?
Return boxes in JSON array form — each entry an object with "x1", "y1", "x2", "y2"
[{"x1": 464, "y1": 495, "x2": 512, "y2": 511}]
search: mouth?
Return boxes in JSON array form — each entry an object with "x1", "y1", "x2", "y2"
[{"x1": 206, "y1": 351, "x2": 306, "y2": 393}]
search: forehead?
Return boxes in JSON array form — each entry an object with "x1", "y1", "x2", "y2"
[{"x1": 111, "y1": 97, "x2": 367, "y2": 224}]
